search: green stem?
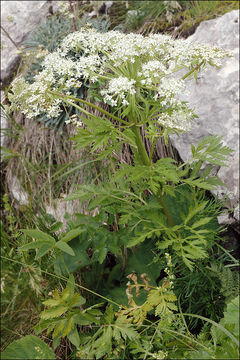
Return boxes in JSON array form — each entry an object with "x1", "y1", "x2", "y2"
[
  {"x1": 49, "y1": 90, "x2": 129, "y2": 125},
  {"x1": 132, "y1": 125, "x2": 150, "y2": 166},
  {"x1": 181, "y1": 61, "x2": 204, "y2": 80},
  {"x1": 149, "y1": 137, "x2": 159, "y2": 162},
  {"x1": 131, "y1": 123, "x2": 174, "y2": 227},
  {"x1": 157, "y1": 188, "x2": 175, "y2": 227}
]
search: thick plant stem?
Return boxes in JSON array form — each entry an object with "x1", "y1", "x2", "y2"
[
  {"x1": 132, "y1": 125, "x2": 150, "y2": 166},
  {"x1": 157, "y1": 189, "x2": 175, "y2": 227},
  {"x1": 132, "y1": 125, "x2": 174, "y2": 226}
]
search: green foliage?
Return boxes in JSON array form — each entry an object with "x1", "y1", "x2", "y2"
[
  {"x1": 185, "y1": 296, "x2": 239, "y2": 359},
  {"x1": 1, "y1": 335, "x2": 55, "y2": 359},
  {"x1": 35, "y1": 274, "x2": 88, "y2": 349},
  {"x1": 121, "y1": 0, "x2": 239, "y2": 36},
  {"x1": 19, "y1": 228, "x2": 78, "y2": 259},
  {"x1": 209, "y1": 263, "x2": 240, "y2": 303},
  {"x1": 65, "y1": 134, "x2": 230, "y2": 270},
  {"x1": 3, "y1": 8, "x2": 239, "y2": 359},
  {"x1": 174, "y1": 258, "x2": 226, "y2": 332}
]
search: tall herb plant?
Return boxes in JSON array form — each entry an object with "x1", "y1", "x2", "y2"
[
  {"x1": 9, "y1": 29, "x2": 232, "y2": 268},
  {"x1": 5, "y1": 29, "x2": 238, "y2": 358}
]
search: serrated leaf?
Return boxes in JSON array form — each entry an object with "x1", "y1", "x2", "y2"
[
  {"x1": 35, "y1": 243, "x2": 55, "y2": 259},
  {"x1": 184, "y1": 201, "x2": 208, "y2": 225},
  {"x1": 66, "y1": 274, "x2": 75, "y2": 299},
  {"x1": 19, "y1": 240, "x2": 51, "y2": 251},
  {"x1": 191, "y1": 217, "x2": 212, "y2": 229},
  {"x1": 42, "y1": 298, "x2": 63, "y2": 307},
  {"x1": 61, "y1": 286, "x2": 70, "y2": 301},
  {"x1": 55, "y1": 241, "x2": 75, "y2": 256},
  {"x1": 1, "y1": 335, "x2": 55, "y2": 359},
  {"x1": 68, "y1": 326, "x2": 80, "y2": 348},
  {"x1": 21, "y1": 229, "x2": 56, "y2": 243},
  {"x1": 115, "y1": 319, "x2": 138, "y2": 340},
  {"x1": 62, "y1": 316, "x2": 75, "y2": 337},
  {"x1": 74, "y1": 313, "x2": 93, "y2": 326},
  {"x1": 40, "y1": 306, "x2": 68, "y2": 320},
  {"x1": 68, "y1": 293, "x2": 86, "y2": 307},
  {"x1": 61, "y1": 228, "x2": 84, "y2": 242},
  {"x1": 33, "y1": 319, "x2": 54, "y2": 335},
  {"x1": 104, "y1": 305, "x2": 114, "y2": 324},
  {"x1": 127, "y1": 232, "x2": 148, "y2": 248},
  {"x1": 52, "y1": 319, "x2": 66, "y2": 338}
]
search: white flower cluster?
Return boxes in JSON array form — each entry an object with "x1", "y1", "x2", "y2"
[
  {"x1": 164, "y1": 253, "x2": 175, "y2": 282},
  {"x1": 168, "y1": 38, "x2": 231, "y2": 68},
  {"x1": 10, "y1": 71, "x2": 63, "y2": 119},
  {"x1": 101, "y1": 77, "x2": 136, "y2": 106},
  {"x1": 9, "y1": 28, "x2": 230, "y2": 127},
  {"x1": 138, "y1": 60, "x2": 171, "y2": 86},
  {"x1": 65, "y1": 114, "x2": 83, "y2": 128},
  {"x1": 157, "y1": 107, "x2": 194, "y2": 132},
  {"x1": 157, "y1": 78, "x2": 187, "y2": 105}
]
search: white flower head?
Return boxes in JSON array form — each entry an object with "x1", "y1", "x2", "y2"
[
  {"x1": 101, "y1": 76, "x2": 136, "y2": 106},
  {"x1": 157, "y1": 107, "x2": 194, "y2": 132}
]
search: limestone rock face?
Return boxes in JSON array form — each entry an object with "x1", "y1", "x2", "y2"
[
  {"x1": 1, "y1": 91, "x2": 8, "y2": 149},
  {"x1": 0, "y1": 0, "x2": 56, "y2": 89},
  {"x1": 170, "y1": 10, "x2": 239, "y2": 222}
]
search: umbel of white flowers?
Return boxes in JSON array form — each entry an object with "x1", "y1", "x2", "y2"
[{"x1": 9, "y1": 29, "x2": 230, "y2": 132}]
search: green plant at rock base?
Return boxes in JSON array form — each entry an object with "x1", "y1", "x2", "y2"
[
  {"x1": 2, "y1": 262, "x2": 238, "y2": 359},
  {"x1": 119, "y1": 1, "x2": 239, "y2": 37},
  {"x1": 6, "y1": 28, "x2": 238, "y2": 357}
]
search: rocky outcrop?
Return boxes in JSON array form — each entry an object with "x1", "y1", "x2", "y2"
[
  {"x1": 0, "y1": 1, "x2": 57, "y2": 90},
  {"x1": 170, "y1": 10, "x2": 239, "y2": 223}
]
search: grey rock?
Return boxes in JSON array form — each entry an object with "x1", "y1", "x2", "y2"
[
  {"x1": 170, "y1": 10, "x2": 239, "y2": 222},
  {"x1": 9, "y1": 176, "x2": 29, "y2": 206},
  {"x1": 0, "y1": 1, "x2": 57, "y2": 89},
  {"x1": 1, "y1": 91, "x2": 9, "y2": 149}
]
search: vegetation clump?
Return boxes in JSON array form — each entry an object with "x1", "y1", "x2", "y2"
[{"x1": 1, "y1": 2, "x2": 239, "y2": 359}]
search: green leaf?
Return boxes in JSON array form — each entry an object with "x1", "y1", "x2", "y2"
[
  {"x1": 62, "y1": 316, "x2": 75, "y2": 337},
  {"x1": 50, "y1": 222, "x2": 63, "y2": 233},
  {"x1": 61, "y1": 227, "x2": 84, "y2": 242},
  {"x1": 115, "y1": 318, "x2": 138, "y2": 341},
  {"x1": 54, "y1": 237, "x2": 91, "y2": 275},
  {"x1": 184, "y1": 201, "x2": 208, "y2": 225},
  {"x1": 19, "y1": 240, "x2": 51, "y2": 251},
  {"x1": 55, "y1": 241, "x2": 75, "y2": 256},
  {"x1": 68, "y1": 326, "x2": 80, "y2": 348},
  {"x1": 35, "y1": 243, "x2": 55, "y2": 259},
  {"x1": 42, "y1": 298, "x2": 62, "y2": 307},
  {"x1": 33, "y1": 319, "x2": 54, "y2": 335},
  {"x1": 21, "y1": 229, "x2": 56, "y2": 243},
  {"x1": 52, "y1": 319, "x2": 66, "y2": 338},
  {"x1": 40, "y1": 306, "x2": 68, "y2": 320},
  {"x1": 104, "y1": 305, "x2": 114, "y2": 324},
  {"x1": 68, "y1": 293, "x2": 86, "y2": 307},
  {"x1": 1, "y1": 335, "x2": 55, "y2": 359},
  {"x1": 66, "y1": 274, "x2": 75, "y2": 299},
  {"x1": 191, "y1": 217, "x2": 212, "y2": 229},
  {"x1": 98, "y1": 247, "x2": 107, "y2": 264},
  {"x1": 74, "y1": 313, "x2": 93, "y2": 326}
]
